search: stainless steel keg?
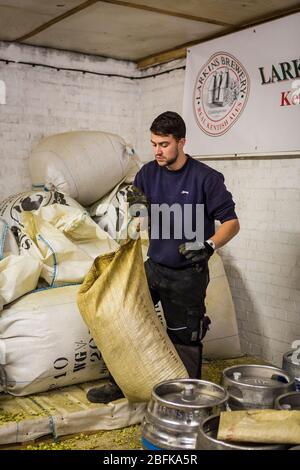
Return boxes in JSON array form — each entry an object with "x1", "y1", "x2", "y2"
[
  {"x1": 141, "y1": 379, "x2": 228, "y2": 450},
  {"x1": 196, "y1": 414, "x2": 288, "y2": 450},
  {"x1": 222, "y1": 364, "x2": 294, "y2": 410},
  {"x1": 282, "y1": 350, "x2": 300, "y2": 391},
  {"x1": 275, "y1": 391, "x2": 300, "y2": 410}
]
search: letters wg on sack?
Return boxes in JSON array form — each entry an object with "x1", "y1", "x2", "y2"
[{"x1": 53, "y1": 337, "x2": 102, "y2": 379}]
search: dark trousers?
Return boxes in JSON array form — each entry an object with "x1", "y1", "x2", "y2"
[{"x1": 144, "y1": 258, "x2": 210, "y2": 379}]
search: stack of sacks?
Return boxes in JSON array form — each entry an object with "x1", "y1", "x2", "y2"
[
  {"x1": 0, "y1": 189, "x2": 79, "y2": 306},
  {"x1": 0, "y1": 131, "x2": 140, "y2": 395},
  {"x1": 0, "y1": 191, "x2": 116, "y2": 395},
  {"x1": 0, "y1": 189, "x2": 118, "y2": 303}
]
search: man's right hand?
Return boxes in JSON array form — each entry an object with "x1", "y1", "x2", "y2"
[
  {"x1": 179, "y1": 241, "x2": 214, "y2": 263},
  {"x1": 126, "y1": 186, "x2": 149, "y2": 217}
]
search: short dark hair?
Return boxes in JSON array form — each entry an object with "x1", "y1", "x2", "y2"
[{"x1": 150, "y1": 111, "x2": 186, "y2": 140}]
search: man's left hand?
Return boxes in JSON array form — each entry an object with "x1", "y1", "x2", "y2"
[
  {"x1": 179, "y1": 241, "x2": 214, "y2": 263},
  {"x1": 126, "y1": 186, "x2": 149, "y2": 217}
]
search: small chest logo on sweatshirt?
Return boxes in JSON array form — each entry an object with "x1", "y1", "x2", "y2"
[{"x1": 181, "y1": 190, "x2": 189, "y2": 195}]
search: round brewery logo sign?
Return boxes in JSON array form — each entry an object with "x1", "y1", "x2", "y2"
[{"x1": 193, "y1": 52, "x2": 250, "y2": 136}]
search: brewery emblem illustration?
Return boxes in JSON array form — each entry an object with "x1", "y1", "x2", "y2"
[{"x1": 193, "y1": 52, "x2": 250, "y2": 136}]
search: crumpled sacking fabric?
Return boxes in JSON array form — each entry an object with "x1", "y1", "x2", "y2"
[
  {"x1": 77, "y1": 237, "x2": 188, "y2": 403},
  {"x1": 0, "y1": 204, "x2": 118, "y2": 308},
  {"x1": 218, "y1": 409, "x2": 300, "y2": 444},
  {"x1": 0, "y1": 254, "x2": 42, "y2": 309},
  {"x1": 20, "y1": 205, "x2": 118, "y2": 287}
]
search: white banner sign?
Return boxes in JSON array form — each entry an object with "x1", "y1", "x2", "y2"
[{"x1": 183, "y1": 13, "x2": 300, "y2": 156}]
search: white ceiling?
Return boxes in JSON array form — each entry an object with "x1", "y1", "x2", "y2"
[{"x1": 0, "y1": 0, "x2": 299, "y2": 67}]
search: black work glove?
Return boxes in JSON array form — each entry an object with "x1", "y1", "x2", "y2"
[
  {"x1": 178, "y1": 241, "x2": 214, "y2": 263},
  {"x1": 126, "y1": 185, "x2": 149, "y2": 217}
]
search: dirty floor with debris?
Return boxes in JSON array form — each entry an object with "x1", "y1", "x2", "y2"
[{"x1": 0, "y1": 356, "x2": 268, "y2": 450}]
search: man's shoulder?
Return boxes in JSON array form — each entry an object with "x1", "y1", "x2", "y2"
[
  {"x1": 141, "y1": 159, "x2": 157, "y2": 169},
  {"x1": 136, "y1": 160, "x2": 157, "y2": 176},
  {"x1": 188, "y1": 156, "x2": 223, "y2": 180}
]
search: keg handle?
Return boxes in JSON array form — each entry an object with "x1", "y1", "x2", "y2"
[
  {"x1": 181, "y1": 385, "x2": 195, "y2": 402},
  {"x1": 281, "y1": 404, "x2": 292, "y2": 410},
  {"x1": 271, "y1": 374, "x2": 288, "y2": 384}
]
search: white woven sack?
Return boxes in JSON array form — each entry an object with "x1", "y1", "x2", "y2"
[
  {"x1": 90, "y1": 182, "x2": 132, "y2": 242},
  {"x1": 0, "y1": 219, "x2": 19, "y2": 258},
  {"x1": 29, "y1": 131, "x2": 136, "y2": 206},
  {"x1": 0, "y1": 285, "x2": 108, "y2": 396},
  {"x1": 203, "y1": 252, "x2": 242, "y2": 358},
  {"x1": 0, "y1": 189, "x2": 82, "y2": 250},
  {"x1": 0, "y1": 217, "x2": 42, "y2": 309},
  {"x1": 0, "y1": 254, "x2": 42, "y2": 309},
  {"x1": 20, "y1": 205, "x2": 118, "y2": 286}
]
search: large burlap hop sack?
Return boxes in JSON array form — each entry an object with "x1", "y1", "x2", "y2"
[
  {"x1": 202, "y1": 252, "x2": 242, "y2": 359},
  {"x1": 29, "y1": 131, "x2": 139, "y2": 206},
  {"x1": 77, "y1": 238, "x2": 188, "y2": 402},
  {"x1": 0, "y1": 285, "x2": 108, "y2": 396},
  {"x1": 20, "y1": 204, "x2": 118, "y2": 286},
  {"x1": 217, "y1": 410, "x2": 300, "y2": 445}
]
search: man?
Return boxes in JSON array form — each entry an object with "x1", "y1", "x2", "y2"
[{"x1": 87, "y1": 111, "x2": 239, "y2": 403}]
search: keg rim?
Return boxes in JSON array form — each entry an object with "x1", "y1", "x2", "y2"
[
  {"x1": 275, "y1": 391, "x2": 300, "y2": 409},
  {"x1": 222, "y1": 364, "x2": 294, "y2": 389},
  {"x1": 151, "y1": 378, "x2": 228, "y2": 409},
  {"x1": 283, "y1": 350, "x2": 300, "y2": 366}
]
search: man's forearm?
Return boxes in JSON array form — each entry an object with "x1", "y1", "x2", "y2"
[{"x1": 210, "y1": 219, "x2": 240, "y2": 250}]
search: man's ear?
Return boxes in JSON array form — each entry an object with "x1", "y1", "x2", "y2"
[{"x1": 178, "y1": 137, "x2": 186, "y2": 149}]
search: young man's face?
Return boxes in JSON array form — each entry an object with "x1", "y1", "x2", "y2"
[{"x1": 151, "y1": 133, "x2": 185, "y2": 167}]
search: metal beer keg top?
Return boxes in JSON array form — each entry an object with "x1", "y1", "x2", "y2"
[
  {"x1": 283, "y1": 350, "x2": 300, "y2": 368},
  {"x1": 152, "y1": 379, "x2": 228, "y2": 408},
  {"x1": 223, "y1": 364, "x2": 293, "y2": 388},
  {"x1": 222, "y1": 364, "x2": 294, "y2": 410},
  {"x1": 141, "y1": 379, "x2": 228, "y2": 450}
]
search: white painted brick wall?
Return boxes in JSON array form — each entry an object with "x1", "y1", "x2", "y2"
[
  {"x1": 210, "y1": 158, "x2": 300, "y2": 366},
  {"x1": 1, "y1": 42, "x2": 299, "y2": 367},
  {"x1": 0, "y1": 42, "x2": 139, "y2": 201},
  {"x1": 137, "y1": 59, "x2": 186, "y2": 161}
]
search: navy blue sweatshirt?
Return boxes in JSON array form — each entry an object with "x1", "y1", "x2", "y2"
[{"x1": 134, "y1": 155, "x2": 237, "y2": 268}]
